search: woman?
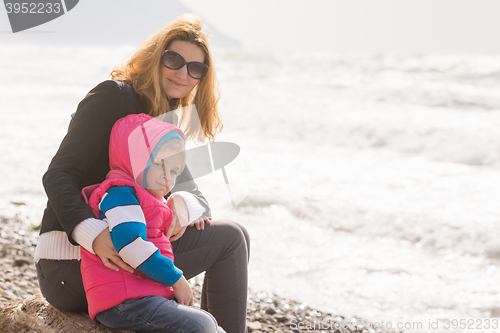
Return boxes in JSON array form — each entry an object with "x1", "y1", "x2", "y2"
[{"x1": 34, "y1": 14, "x2": 249, "y2": 333}]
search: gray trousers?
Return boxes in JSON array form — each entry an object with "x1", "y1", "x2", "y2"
[{"x1": 36, "y1": 220, "x2": 250, "y2": 333}]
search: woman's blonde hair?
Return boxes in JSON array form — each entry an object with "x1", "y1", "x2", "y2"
[{"x1": 111, "y1": 14, "x2": 222, "y2": 143}]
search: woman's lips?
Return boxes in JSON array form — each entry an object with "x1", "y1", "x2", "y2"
[{"x1": 169, "y1": 79, "x2": 185, "y2": 88}]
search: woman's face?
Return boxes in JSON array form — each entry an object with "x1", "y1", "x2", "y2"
[{"x1": 159, "y1": 40, "x2": 206, "y2": 99}]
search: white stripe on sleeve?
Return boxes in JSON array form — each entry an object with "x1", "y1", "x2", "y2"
[
  {"x1": 118, "y1": 237, "x2": 158, "y2": 269},
  {"x1": 105, "y1": 205, "x2": 146, "y2": 230}
]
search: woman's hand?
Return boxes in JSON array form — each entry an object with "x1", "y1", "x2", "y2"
[
  {"x1": 93, "y1": 229, "x2": 134, "y2": 273},
  {"x1": 166, "y1": 196, "x2": 189, "y2": 241},
  {"x1": 166, "y1": 215, "x2": 188, "y2": 242},
  {"x1": 190, "y1": 216, "x2": 212, "y2": 230},
  {"x1": 172, "y1": 275, "x2": 193, "y2": 306}
]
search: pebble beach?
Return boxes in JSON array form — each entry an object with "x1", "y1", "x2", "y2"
[
  {"x1": 0, "y1": 214, "x2": 40, "y2": 308},
  {"x1": 0, "y1": 214, "x2": 382, "y2": 333}
]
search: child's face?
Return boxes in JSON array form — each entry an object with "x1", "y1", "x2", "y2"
[{"x1": 145, "y1": 145, "x2": 184, "y2": 198}]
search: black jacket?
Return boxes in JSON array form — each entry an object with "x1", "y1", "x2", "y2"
[{"x1": 40, "y1": 80, "x2": 210, "y2": 245}]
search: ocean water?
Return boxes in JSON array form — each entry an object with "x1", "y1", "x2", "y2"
[{"x1": 2, "y1": 44, "x2": 500, "y2": 331}]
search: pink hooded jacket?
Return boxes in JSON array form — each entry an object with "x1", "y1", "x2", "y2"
[{"x1": 81, "y1": 113, "x2": 186, "y2": 320}]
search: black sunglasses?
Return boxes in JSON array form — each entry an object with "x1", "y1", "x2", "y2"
[{"x1": 161, "y1": 50, "x2": 209, "y2": 80}]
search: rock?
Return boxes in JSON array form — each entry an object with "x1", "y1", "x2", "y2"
[
  {"x1": 13, "y1": 257, "x2": 32, "y2": 267},
  {"x1": 18, "y1": 281, "x2": 29, "y2": 289},
  {"x1": 275, "y1": 315, "x2": 290, "y2": 323},
  {"x1": 0, "y1": 294, "x2": 134, "y2": 333},
  {"x1": 248, "y1": 321, "x2": 262, "y2": 331},
  {"x1": 265, "y1": 305, "x2": 277, "y2": 315},
  {"x1": 0, "y1": 289, "x2": 18, "y2": 301}
]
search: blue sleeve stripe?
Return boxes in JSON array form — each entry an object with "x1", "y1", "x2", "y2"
[
  {"x1": 111, "y1": 222, "x2": 147, "y2": 244},
  {"x1": 99, "y1": 186, "x2": 139, "y2": 213},
  {"x1": 112, "y1": 235, "x2": 140, "y2": 254},
  {"x1": 137, "y1": 250, "x2": 183, "y2": 287},
  {"x1": 110, "y1": 222, "x2": 147, "y2": 252}
]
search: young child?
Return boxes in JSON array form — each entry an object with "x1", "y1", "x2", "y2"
[{"x1": 80, "y1": 113, "x2": 224, "y2": 332}]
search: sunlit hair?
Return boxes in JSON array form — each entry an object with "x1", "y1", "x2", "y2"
[{"x1": 111, "y1": 14, "x2": 222, "y2": 143}]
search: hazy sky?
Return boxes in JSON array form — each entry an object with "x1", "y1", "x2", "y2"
[
  {"x1": 1, "y1": 0, "x2": 499, "y2": 54},
  {"x1": 181, "y1": 0, "x2": 500, "y2": 54}
]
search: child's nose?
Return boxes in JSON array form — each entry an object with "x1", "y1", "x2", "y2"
[{"x1": 162, "y1": 171, "x2": 172, "y2": 181}]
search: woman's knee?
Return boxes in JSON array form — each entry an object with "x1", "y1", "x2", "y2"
[
  {"x1": 214, "y1": 220, "x2": 250, "y2": 261},
  {"x1": 234, "y1": 221, "x2": 250, "y2": 261}
]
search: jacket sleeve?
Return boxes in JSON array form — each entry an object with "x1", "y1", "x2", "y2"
[
  {"x1": 42, "y1": 81, "x2": 134, "y2": 244},
  {"x1": 101, "y1": 186, "x2": 183, "y2": 287}
]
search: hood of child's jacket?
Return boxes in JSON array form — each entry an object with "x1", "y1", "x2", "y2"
[{"x1": 108, "y1": 113, "x2": 185, "y2": 188}]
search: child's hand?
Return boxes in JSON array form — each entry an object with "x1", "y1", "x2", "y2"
[
  {"x1": 189, "y1": 216, "x2": 212, "y2": 230},
  {"x1": 172, "y1": 276, "x2": 193, "y2": 306}
]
